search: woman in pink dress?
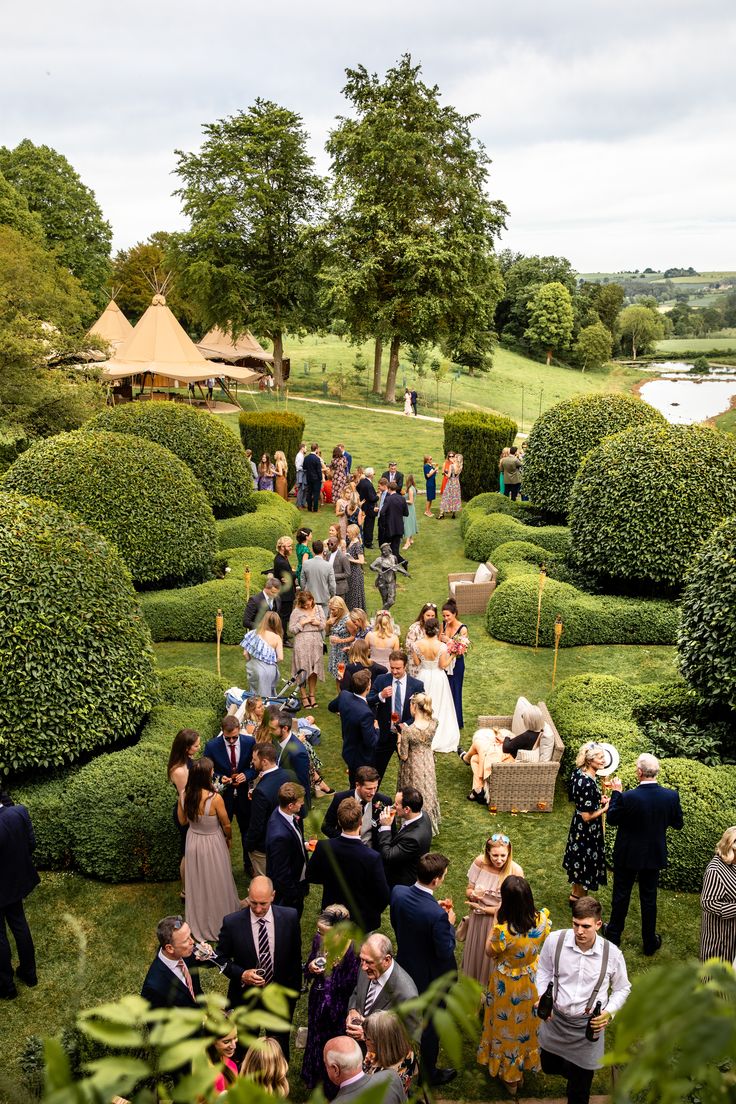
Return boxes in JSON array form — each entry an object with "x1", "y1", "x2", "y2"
[{"x1": 460, "y1": 833, "x2": 524, "y2": 985}]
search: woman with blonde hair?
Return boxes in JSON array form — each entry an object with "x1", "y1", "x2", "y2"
[
  {"x1": 396, "y1": 692, "x2": 440, "y2": 833},
  {"x1": 563, "y1": 743, "x2": 609, "y2": 903},
  {"x1": 700, "y1": 825, "x2": 736, "y2": 963},
  {"x1": 240, "y1": 1037, "x2": 289, "y2": 1096},
  {"x1": 342, "y1": 637, "x2": 387, "y2": 691},
  {"x1": 498, "y1": 446, "x2": 511, "y2": 496},
  {"x1": 402, "y1": 474, "x2": 418, "y2": 550},
  {"x1": 326, "y1": 596, "x2": 354, "y2": 686},
  {"x1": 241, "y1": 696, "x2": 264, "y2": 735},
  {"x1": 461, "y1": 832, "x2": 524, "y2": 984},
  {"x1": 346, "y1": 523, "x2": 366, "y2": 610},
  {"x1": 348, "y1": 607, "x2": 369, "y2": 640},
  {"x1": 288, "y1": 590, "x2": 325, "y2": 707},
  {"x1": 273, "y1": 450, "x2": 288, "y2": 500},
  {"x1": 240, "y1": 611, "x2": 283, "y2": 697},
  {"x1": 364, "y1": 1010, "x2": 416, "y2": 1094},
  {"x1": 366, "y1": 610, "x2": 400, "y2": 668}
]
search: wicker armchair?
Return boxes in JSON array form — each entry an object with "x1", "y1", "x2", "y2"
[
  {"x1": 476, "y1": 702, "x2": 564, "y2": 813},
  {"x1": 447, "y1": 562, "x2": 497, "y2": 615}
]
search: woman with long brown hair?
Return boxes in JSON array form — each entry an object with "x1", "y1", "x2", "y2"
[{"x1": 167, "y1": 728, "x2": 201, "y2": 899}]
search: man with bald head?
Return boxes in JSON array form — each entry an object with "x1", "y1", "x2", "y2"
[
  {"x1": 217, "y1": 875, "x2": 302, "y2": 1056},
  {"x1": 324, "y1": 1035, "x2": 406, "y2": 1103},
  {"x1": 346, "y1": 933, "x2": 419, "y2": 1042}
]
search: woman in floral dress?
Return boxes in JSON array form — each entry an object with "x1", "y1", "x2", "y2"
[
  {"x1": 396, "y1": 693, "x2": 440, "y2": 834},
  {"x1": 326, "y1": 596, "x2": 354, "y2": 687},
  {"x1": 346, "y1": 523, "x2": 366, "y2": 610},
  {"x1": 331, "y1": 446, "x2": 349, "y2": 501},
  {"x1": 438, "y1": 452, "x2": 462, "y2": 518},
  {"x1": 562, "y1": 743, "x2": 609, "y2": 903}
]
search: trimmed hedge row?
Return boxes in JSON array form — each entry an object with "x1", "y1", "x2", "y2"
[
  {"x1": 157, "y1": 667, "x2": 228, "y2": 717},
  {"x1": 459, "y1": 492, "x2": 549, "y2": 537},
  {"x1": 239, "y1": 411, "x2": 305, "y2": 486},
  {"x1": 249, "y1": 491, "x2": 301, "y2": 531},
  {"x1": 465, "y1": 513, "x2": 571, "y2": 563},
  {"x1": 485, "y1": 575, "x2": 679, "y2": 648},
  {"x1": 443, "y1": 412, "x2": 517, "y2": 501},
  {"x1": 216, "y1": 511, "x2": 284, "y2": 553}
]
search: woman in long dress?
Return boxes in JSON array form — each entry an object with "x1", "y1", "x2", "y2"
[
  {"x1": 295, "y1": 527, "x2": 313, "y2": 588},
  {"x1": 273, "y1": 450, "x2": 289, "y2": 500},
  {"x1": 257, "y1": 453, "x2": 276, "y2": 492},
  {"x1": 288, "y1": 590, "x2": 325, "y2": 707},
  {"x1": 272, "y1": 536, "x2": 295, "y2": 641},
  {"x1": 366, "y1": 610, "x2": 400, "y2": 669},
  {"x1": 177, "y1": 757, "x2": 240, "y2": 941},
  {"x1": 403, "y1": 389, "x2": 415, "y2": 416},
  {"x1": 411, "y1": 616, "x2": 461, "y2": 753},
  {"x1": 438, "y1": 452, "x2": 462, "y2": 518},
  {"x1": 167, "y1": 728, "x2": 201, "y2": 898},
  {"x1": 700, "y1": 825, "x2": 736, "y2": 963},
  {"x1": 346, "y1": 523, "x2": 366, "y2": 610},
  {"x1": 441, "y1": 598, "x2": 469, "y2": 730},
  {"x1": 477, "y1": 876, "x2": 551, "y2": 1095},
  {"x1": 331, "y1": 446, "x2": 348, "y2": 500},
  {"x1": 396, "y1": 692, "x2": 440, "y2": 834},
  {"x1": 461, "y1": 834, "x2": 523, "y2": 984},
  {"x1": 402, "y1": 475, "x2": 418, "y2": 551},
  {"x1": 404, "y1": 602, "x2": 440, "y2": 677},
  {"x1": 563, "y1": 743, "x2": 609, "y2": 903},
  {"x1": 240, "y1": 611, "x2": 283, "y2": 697},
  {"x1": 326, "y1": 596, "x2": 355, "y2": 687},
  {"x1": 423, "y1": 456, "x2": 438, "y2": 517}
]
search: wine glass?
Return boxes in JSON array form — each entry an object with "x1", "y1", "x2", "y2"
[
  {"x1": 337, "y1": 661, "x2": 346, "y2": 680},
  {"x1": 391, "y1": 710, "x2": 400, "y2": 726}
]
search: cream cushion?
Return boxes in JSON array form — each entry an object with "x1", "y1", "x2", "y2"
[
  {"x1": 473, "y1": 562, "x2": 493, "y2": 585},
  {"x1": 538, "y1": 723, "x2": 556, "y2": 763},
  {"x1": 516, "y1": 748, "x2": 540, "y2": 763}
]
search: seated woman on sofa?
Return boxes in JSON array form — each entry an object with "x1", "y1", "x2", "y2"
[{"x1": 502, "y1": 699, "x2": 545, "y2": 759}]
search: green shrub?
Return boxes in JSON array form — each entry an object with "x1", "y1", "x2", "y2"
[
  {"x1": 493, "y1": 541, "x2": 568, "y2": 586},
  {"x1": 443, "y1": 411, "x2": 517, "y2": 500},
  {"x1": 86, "y1": 402, "x2": 254, "y2": 518},
  {"x1": 0, "y1": 492, "x2": 158, "y2": 774},
  {"x1": 464, "y1": 513, "x2": 571, "y2": 563},
  {"x1": 214, "y1": 544, "x2": 275, "y2": 576},
  {"x1": 459, "y1": 492, "x2": 548, "y2": 537},
  {"x1": 633, "y1": 681, "x2": 707, "y2": 726},
  {"x1": 13, "y1": 772, "x2": 79, "y2": 868},
  {"x1": 216, "y1": 510, "x2": 283, "y2": 552},
  {"x1": 156, "y1": 667, "x2": 228, "y2": 716},
  {"x1": 238, "y1": 411, "x2": 305, "y2": 485},
  {"x1": 523, "y1": 393, "x2": 665, "y2": 516},
  {"x1": 249, "y1": 490, "x2": 301, "y2": 530},
  {"x1": 0, "y1": 422, "x2": 28, "y2": 473},
  {"x1": 548, "y1": 674, "x2": 649, "y2": 778},
  {"x1": 3, "y1": 431, "x2": 217, "y2": 587},
  {"x1": 485, "y1": 575, "x2": 679, "y2": 648},
  {"x1": 569, "y1": 425, "x2": 736, "y2": 589},
  {"x1": 678, "y1": 516, "x2": 736, "y2": 710}
]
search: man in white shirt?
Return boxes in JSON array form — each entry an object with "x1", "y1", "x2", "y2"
[
  {"x1": 346, "y1": 933, "x2": 419, "y2": 1040},
  {"x1": 536, "y1": 896, "x2": 631, "y2": 1104}
]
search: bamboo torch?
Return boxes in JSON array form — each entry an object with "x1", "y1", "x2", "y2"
[
  {"x1": 215, "y1": 608, "x2": 224, "y2": 678},
  {"x1": 244, "y1": 565, "x2": 251, "y2": 602},
  {"x1": 552, "y1": 615, "x2": 563, "y2": 687},
  {"x1": 534, "y1": 566, "x2": 547, "y2": 652}
]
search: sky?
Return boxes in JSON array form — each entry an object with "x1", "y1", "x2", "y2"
[{"x1": 3, "y1": 0, "x2": 735, "y2": 273}]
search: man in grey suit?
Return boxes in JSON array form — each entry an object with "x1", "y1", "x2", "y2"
[
  {"x1": 324, "y1": 1036, "x2": 406, "y2": 1103},
  {"x1": 301, "y1": 539, "x2": 336, "y2": 615},
  {"x1": 327, "y1": 536, "x2": 350, "y2": 601},
  {"x1": 346, "y1": 933, "x2": 420, "y2": 1042}
]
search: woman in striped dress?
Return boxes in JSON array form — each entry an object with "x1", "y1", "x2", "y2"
[{"x1": 700, "y1": 825, "x2": 736, "y2": 963}]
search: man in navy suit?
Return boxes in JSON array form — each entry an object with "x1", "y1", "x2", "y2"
[
  {"x1": 274, "y1": 712, "x2": 311, "y2": 811},
  {"x1": 320, "y1": 766, "x2": 392, "y2": 848},
  {"x1": 368, "y1": 652, "x2": 424, "y2": 781},
  {"x1": 244, "y1": 744, "x2": 294, "y2": 876},
  {"x1": 328, "y1": 668, "x2": 379, "y2": 787},
  {"x1": 390, "y1": 853, "x2": 457, "y2": 1087},
  {"x1": 382, "y1": 481, "x2": 409, "y2": 565},
  {"x1": 265, "y1": 783, "x2": 309, "y2": 917},
  {"x1": 377, "y1": 787, "x2": 433, "y2": 888},
  {"x1": 205, "y1": 716, "x2": 256, "y2": 871},
  {"x1": 605, "y1": 753, "x2": 684, "y2": 955},
  {"x1": 218, "y1": 876, "x2": 302, "y2": 1057},
  {"x1": 141, "y1": 915, "x2": 205, "y2": 1009},
  {"x1": 308, "y1": 797, "x2": 390, "y2": 932},
  {"x1": 0, "y1": 790, "x2": 39, "y2": 999}
]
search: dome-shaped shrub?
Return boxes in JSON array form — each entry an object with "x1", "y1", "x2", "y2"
[
  {"x1": 3, "y1": 431, "x2": 217, "y2": 587},
  {"x1": 86, "y1": 403, "x2": 254, "y2": 518},
  {"x1": 678, "y1": 516, "x2": 736, "y2": 709},
  {"x1": 249, "y1": 490, "x2": 301, "y2": 531},
  {"x1": 464, "y1": 513, "x2": 571, "y2": 563},
  {"x1": 0, "y1": 491, "x2": 158, "y2": 774},
  {"x1": 523, "y1": 393, "x2": 666, "y2": 516},
  {"x1": 569, "y1": 425, "x2": 736, "y2": 589},
  {"x1": 216, "y1": 510, "x2": 284, "y2": 552}
]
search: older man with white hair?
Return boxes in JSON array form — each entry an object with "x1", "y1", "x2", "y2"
[
  {"x1": 323, "y1": 1035, "x2": 406, "y2": 1103},
  {"x1": 346, "y1": 933, "x2": 419, "y2": 1041},
  {"x1": 605, "y1": 753, "x2": 684, "y2": 955}
]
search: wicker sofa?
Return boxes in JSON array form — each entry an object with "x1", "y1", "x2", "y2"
[
  {"x1": 447, "y1": 562, "x2": 497, "y2": 615},
  {"x1": 475, "y1": 702, "x2": 564, "y2": 813}
]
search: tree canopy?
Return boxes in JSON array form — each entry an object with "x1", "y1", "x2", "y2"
[
  {"x1": 0, "y1": 168, "x2": 44, "y2": 242},
  {"x1": 495, "y1": 251, "x2": 577, "y2": 340},
  {"x1": 111, "y1": 231, "x2": 197, "y2": 328},
  {"x1": 524, "y1": 281, "x2": 575, "y2": 364},
  {"x1": 617, "y1": 303, "x2": 664, "y2": 359}
]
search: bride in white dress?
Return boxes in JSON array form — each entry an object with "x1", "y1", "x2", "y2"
[
  {"x1": 403, "y1": 389, "x2": 415, "y2": 416},
  {"x1": 411, "y1": 618, "x2": 461, "y2": 753}
]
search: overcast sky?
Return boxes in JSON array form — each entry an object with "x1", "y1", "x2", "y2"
[{"x1": 3, "y1": 0, "x2": 734, "y2": 272}]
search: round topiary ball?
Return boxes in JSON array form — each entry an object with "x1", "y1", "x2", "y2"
[
  {"x1": 3, "y1": 430, "x2": 217, "y2": 587},
  {"x1": 569, "y1": 424, "x2": 736, "y2": 590},
  {"x1": 523, "y1": 393, "x2": 666, "y2": 517},
  {"x1": 86, "y1": 403, "x2": 254, "y2": 518},
  {"x1": 0, "y1": 491, "x2": 158, "y2": 774},
  {"x1": 678, "y1": 515, "x2": 736, "y2": 710}
]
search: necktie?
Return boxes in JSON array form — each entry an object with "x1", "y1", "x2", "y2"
[
  {"x1": 177, "y1": 958, "x2": 196, "y2": 1000},
  {"x1": 257, "y1": 918, "x2": 274, "y2": 983},
  {"x1": 393, "y1": 679, "x2": 403, "y2": 718},
  {"x1": 364, "y1": 979, "x2": 380, "y2": 1015},
  {"x1": 229, "y1": 741, "x2": 237, "y2": 773}
]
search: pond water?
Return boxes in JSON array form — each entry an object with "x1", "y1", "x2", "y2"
[{"x1": 638, "y1": 362, "x2": 736, "y2": 424}]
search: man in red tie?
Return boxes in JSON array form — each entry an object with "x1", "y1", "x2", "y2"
[{"x1": 141, "y1": 916, "x2": 205, "y2": 1009}]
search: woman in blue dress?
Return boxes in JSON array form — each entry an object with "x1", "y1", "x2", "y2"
[
  {"x1": 402, "y1": 474, "x2": 418, "y2": 550},
  {"x1": 442, "y1": 598, "x2": 468, "y2": 730},
  {"x1": 240, "y1": 611, "x2": 283, "y2": 696},
  {"x1": 423, "y1": 456, "x2": 438, "y2": 517}
]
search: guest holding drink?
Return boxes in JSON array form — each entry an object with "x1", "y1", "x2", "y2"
[
  {"x1": 461, "y1": 833, "x2": 523, "y2": 985},
  {"x1": 167, "y1": 728, "x2": 201, "y2": 899},
  {"x1": 326, "y1": 597, "x2": 354, "y2": 690},
  {"x1": 423, "y1": 456, "x2": 438, "y2": 518},
  {"x1": 289, "y1": 590, "x2": 325, "y2": 708},
  {"x1": 441, "y1": 599, "x2": 469, "y2": 731},
  {"x1": 563, "y1": 743, "x2": 609, "y2": 904}
]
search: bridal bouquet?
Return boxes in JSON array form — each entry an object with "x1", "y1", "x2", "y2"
[{"x1": 446, "y1": 636, "x2": 471, "y2": 657}]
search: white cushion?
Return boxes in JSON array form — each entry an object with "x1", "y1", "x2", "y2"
[
  {"x1": 449, "y1": 581, "x2": 457, "y2": 596},
  {"x1": 538, "y1": 723, "x2": 556, "y2": 763},
  {"x1": 516, "y1": 748, "x2": 540, "y2": 763},
  {"x1": 473, "y1": 562, "x2": 493, "y2": 585},
  {"x1": 511, "y1": 696, "x2": 532, "y2": 736}
]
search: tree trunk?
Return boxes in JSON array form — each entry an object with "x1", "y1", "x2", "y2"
[
  {"x1": 372, "y1": 337, "x2": 383, "y2": 394},
  {"x1": 272, "y1": 331, "x2": 285, "y2": 389},
  {"x1": 546, "y1": 348, "x2": 552, "y2": 365},
  {"x1": 631, "y1": 335, "x2": 637, "y2": 361},
  {"x1": 383, "y1": 335, "x2": 401, "y2": 403}
]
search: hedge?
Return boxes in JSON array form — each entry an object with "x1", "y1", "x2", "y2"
[
  {"x1": 249, "y1": 490, "x2": 301, "y2": 531},
  {"x1": 464, "y1": 513, "x2": 571, "y2": 563},
  {"x1": 0, "y1": 492, "x2": 158, "y2": 775},
  {"x1": 493, "y1": 541, "x2": 570, "y2": 586},
  {"x1": 485, "y1": 575, "x2": 679, "y2": 648},
  {"x1": 86, "y1": 402, "x2": 254, "y2": 518},
  {"x1": 443, "y1": 411, "x2": 518, "y2": 501},
  {"x1": 239, "y1": 411, "x2": 305, "y2": 486},
  {"x1": 157, "y1": 667, "x2": 228, "y2": 717},
  {"x1": 523, "y1": 393, "x2": 666, "y2": 517},
  {"x1": 13, "y1": 771, "x2": 80, "y2": 868},
  {"x1": 0, "y1": 422, "x2": 28, "y2": 473},
  {"x1": 678, "y1": 516, "x2": 736, "y2": 710},
  {"x1": 569, "y1": 424, "x2": 736, "y2": 590},
  {"x1": 547, "y1": 674, "x2": 651, "y2": 779},
  {"x1": 459, "y1": 492, "x2": 549, "y2": 537},
  {"x1": 216, "y1": 510, "x2": 284, "y2": 553},
  {"x1": 141, "y1": 552, "x2": 273, "y2": 645},
  {"x1": 3, "y1": 431, "x2": 217, "y2": 588}
]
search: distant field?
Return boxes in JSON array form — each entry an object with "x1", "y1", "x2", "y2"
[{"x1": 656, "y1": 336, "x2": 736, "y2": 353}]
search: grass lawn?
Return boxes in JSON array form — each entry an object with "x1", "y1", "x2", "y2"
[{"x1": 656, "y1": 336, "x2": 736, "y2": 354}]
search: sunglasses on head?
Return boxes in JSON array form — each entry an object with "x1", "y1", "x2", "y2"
[{"x1": 489, "y1": 833, "x2": 510, "y2": 845}]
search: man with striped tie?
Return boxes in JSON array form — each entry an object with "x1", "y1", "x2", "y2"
[
  {"x1": 217, "y1": 876, "x2": 302, "y2": 1058},
  {"x1": 345, "y1": 933, "x2": 419, "y2": 1042}
]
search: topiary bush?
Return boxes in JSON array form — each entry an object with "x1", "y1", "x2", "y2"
[
  {"x1": 443, "y1": 411, "x2": 518, "y2": 500},
  {"x1": 678, "y1": 515, "x2": 736, "y2": 710},
  {"x1": 13, "y1": 772, "x2": 80, "y2": 868},
  {"x1": 464, "y1": 513, "x2": 571, "y2": 563},
  {"x1": 138, "y1": 704, "x2": 221, "y2": 752},
  {"x1": 86, "y1": 402, "x2": 254, "y2": 518},
  {"x1": 569, "y1": 424, "x2": 736, "y2": 590},
  {"x1": 157, "y1": 667, "x2": 228, "y2": 717},
  {"x1": 459, "y1": 491, "x2": 549, "y2": 537},
  {"x1": 239, "y1": 411, "x2": 305, "y2": 485},
  {"x1": 485, "y1": 575, "x2": 679, "y2": 648},
  {"x1": 493, "y1": 541, "x2": 572, "y2": 586},
  {"x1": 548, "y1": 674, "x2": 651, "y2": 779},
  {"x1": 0, "y1": 491, "x2": 158, "y2": 775},
  {"x1": 3, "y1": 431, "x2": 217, "y2": 588},
  {"x1": 249, "y1": 490, "x2": 301, "y2": 531},
  {"x1": 523, "y1": 393, "x2": 666, "y2": 517},
  {"x1": 216, "y1": 510, "x2": 283, "y2": 552}
]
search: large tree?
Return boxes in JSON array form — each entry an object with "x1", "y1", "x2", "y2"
[
  {"x1": 325, "y1": 55, "x2": 507, "y2": 402},
  {"x1": 0, "y1": 169, "x2": 44, "y2": 242},
  {"x1": 0, "y1": 140, "x2": 112, "y2": 303},
  {"x1": 496, "y1": 251, "x2": 577, "y2": 340},
  {"x1": 111, "y1": 231, "x2": 197, "y2": 328},
  {"x1": 617, "y1": 303, "x2": 664, "y2": 359},
  {"x1": 524, "y1": 281, "x2": 574, "y2": 364},
  {"x1": 172, "y1": 101, "x2": 326, "y2": 388}
]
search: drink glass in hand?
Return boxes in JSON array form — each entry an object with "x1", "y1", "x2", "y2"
[{"x1": 391, "y1": 711, "x2": 400, "y2": 726}]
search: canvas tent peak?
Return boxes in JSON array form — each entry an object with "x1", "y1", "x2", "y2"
[{"x1": 89, "y1": 298, "x2": 134, "y2": 349}]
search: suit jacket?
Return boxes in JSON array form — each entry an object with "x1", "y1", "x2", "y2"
[
  {"x1": 307, "y1": 835, "x2": 390, "y2": 932},
  {"x1": 344, "y1": 661, "x2": 388, "y2": 693},
  {"x1": 330, "y1": 547, "x2": 351, "y2": 598},
  {"x1": 301, "y1": 557, "x2": 336, "y2": 608},
  {"x1": 348, "y1": 959, "x2": 420, "y2": 1038},
  {"x1": 141, "y1": 953, "x2": 203, "y2": 1009},
  {"x1": 272, "y1": 552, "x2": 295, "y2": 602},
  {"x1": 321, "y1": 787, "x2": 393, "y2": 845},
  {"x1": 217, "y1": 905, "x2": 302, "y2": 1008},
  {"x1": 244, "y1": 767, "x2": 293, "y2": 853},
  {"x1": 265, "y1": 807, "x2": 309, "y2": 911},
  {"x1": 357, "y1": 477, "x2": 378, "y2": 514},
  {"x1": 335, "y1": 1070, "x2": 405, "y2": 1104},
  {"x1": 390, "y1": 884, "x2": 457, "y2": 994},
  {"x1": 381, "y1": 470, "x2": 405, "y2": 493},
  {"x1": 277, "y1": 734, "x2": 311, "y2": 810},
  {"x1": 369, "y1": 673, "x2": 425, "y2": 744},
  {"x1": 303, "y1": 452, "x2": 323, "y2": 483},
  {"x1": 607, "y1": 782, "x2": 684, "y2": 870},
  {"x1": 204, "y1": 733, "x2": 256, "y2": 819},
  {"x1": 381, "y1": 492, "x2": 408, "y2": 538},
  {"x1": 378, "y1": 813, "x2": 432, "y2": 888},
  {"x1": 0, "y1": 803, "x2": 40, "y2": 907},
  {"x1": 328, "y1": 691, "x2": 379, "y2": 774},
  {"x1": 243, "y1": 590, "x2": 281, "y2": 630}
]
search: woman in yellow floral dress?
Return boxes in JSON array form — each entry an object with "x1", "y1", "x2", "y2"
[{"x1": 477, "y1": 875, "x2": 551, "y2": 1095}]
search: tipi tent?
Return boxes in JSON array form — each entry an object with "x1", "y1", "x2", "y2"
[
  {"x1": 101, "y1": 294, "x2": 216, "y2": 383},
  {"x1": 89, "y1": 299, "x2": 134, "y2": 349},
  {"x1": 196, "y1": 326, "x2": 270, "y2": 385}
]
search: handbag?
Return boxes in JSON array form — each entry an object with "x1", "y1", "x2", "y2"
[{"x1": 456, "y1": 915, "x2": 470, "y2": 942}]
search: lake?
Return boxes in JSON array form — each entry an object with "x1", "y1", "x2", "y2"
[{"x1": 638, "y1": 362, "x2": 736, "y2": 424}]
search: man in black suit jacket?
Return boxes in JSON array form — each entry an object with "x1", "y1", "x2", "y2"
[
  {"x1": 377, "y1": 787, "x2": 433, "y2": 888},
  {"x1": 0, "y1": 791, "x2": 40, "y2": 998},
  {"x1": 368, "y1": 652, "x2": 424, "y2": 781},
  {"x1": 274, "y1": 713, "x2": 311, "y2": 811},
  {"x1": 303, "y1": 443, "x2": 324, "y2": 513},
  {"x1": 204, "y1": 716, "x2": 256, "y2": 870},
  {"x1": 382, "y1": 482, "x2": 409, "y2": 565},
  {"x1": 381, "y1": 463, "x2": 404, "y2": 492},
  {"x1": 346, "y1": 933, "x2": 420, "y2": 1041},
  {"x1": 328, "y1": 669, "x2": 379, "y2": 787},
  {"x1": 141, "y1": 915, "x2": 205, "y2": 1009},
  {"x1": 242, "y1": 577, "x2": 282, "y2": 630},
  {"x1": 308, "y1": 797, "x2": 390, "y2": 932},
  {"x1": 218, "y1": 876, "x2": 302, "y2": 1057},
  {"x1": 265, "y1": 783, "x2": 309, "y2": 917},
  {"x1": 356, "y1": 468, "x2": 378, "y2": 549},
  {"x1": 244, "y1": 744, "x2": 295, "y2": 876},
  {"x1": 605, "y1": 753, "x2": 684, "y2": 955},
  {"x1": 321, "y1": 766, "x2": 392, "y2": 848}
]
